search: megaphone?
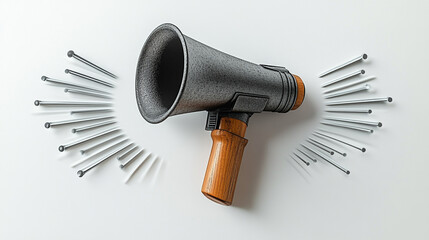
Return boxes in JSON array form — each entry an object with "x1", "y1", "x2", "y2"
[{"x1": 136, "y1": 23, "x2": 305, "y2": 205}]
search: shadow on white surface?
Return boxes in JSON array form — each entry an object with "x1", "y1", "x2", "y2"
[{"x1": 232, "y1": 93, "x2": 319, "y2": 209}]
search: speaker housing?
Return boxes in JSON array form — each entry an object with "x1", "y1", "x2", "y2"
[{"x1": 135, "y1": 23, "x2": 304, "y2": 124}]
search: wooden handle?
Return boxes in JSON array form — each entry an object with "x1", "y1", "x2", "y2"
[{"x1": 201, "y1": 117, "x2": 248, "y2": 205}]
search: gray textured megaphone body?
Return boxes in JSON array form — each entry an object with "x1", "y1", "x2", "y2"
[{"x1": 136, "y1": 23, "x2": 305, "y2": 205}]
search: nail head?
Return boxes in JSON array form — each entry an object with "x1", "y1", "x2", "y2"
[
  {"x1": 59, "y1": 145, "x2": 65, "y2": 152},
  {"x1": 67, "y1": 50, "x2": 74, "y2": 58},
  {"x1": 77, "y1": 170, "x2": 84, "y2": 177}
]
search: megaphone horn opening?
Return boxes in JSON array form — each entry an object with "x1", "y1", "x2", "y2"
[{"x1": 136, "y1": 23, "x2": 188, "y2": 123}]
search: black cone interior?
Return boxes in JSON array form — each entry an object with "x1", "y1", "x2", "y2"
[{"x1": 136, "y1": 25, "x2": 185, "y2": 123}]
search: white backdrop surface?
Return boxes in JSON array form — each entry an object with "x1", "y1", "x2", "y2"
[{"x1": 1, "y1": 0, "x2": 428, "y2": 239}]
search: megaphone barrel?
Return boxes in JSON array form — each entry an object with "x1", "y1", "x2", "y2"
[
  {"x1": 136, "y1": 23, "x2": 304, "y2": 123},
  {"x1": 135, "y1": 23, "x2": 305, "y2": 205}
]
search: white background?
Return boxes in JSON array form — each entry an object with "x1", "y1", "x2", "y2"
[{"x1": 1, "y1": 0, "x2": 428, "y2": 239}]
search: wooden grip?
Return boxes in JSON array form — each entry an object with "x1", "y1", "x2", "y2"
[{"x1": 201, "y1": 117, "x2": 248, "y2": 205}]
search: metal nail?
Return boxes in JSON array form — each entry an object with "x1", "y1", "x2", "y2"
[
  {"x1": 65, "y1": 69, "x2": 114, "y2": 88},
  {"x1": 301, "y1": 144, "x2": 350, "y2": 174},
  {"x1": 65, "y1": 88, "x2": 113, "y2": 99},
  {"x1": 72, "y1": 138, "x2": 129, "y2": 167},
  {"x1": 326, "y1": 97, "x2": 393, "y2": 106},
  {"x1": 77, "y1": 142, "x2": 131, "y2": 177},
  {"x1": 34, "y1": 100, "x2": 112, "y2": 107},
  {"x1": 59, "y1": 127, "x2": 120, "y2": 152},
  {"x1": 325, "y1": 108, "x2": 372, "y2": 114},
  {"x1": 319, "y1": 54, "x2": 368, "y2": 78},
  {"x1": 292, "y1": 153, "x2": 310, "y2": 166},
  {"x1": 120, "y1": 149, "x2": 146, "y2": 169},
  {"x1": 67, "y1": 50, "x2": 118, "y2": 79},
  {"x1": 117, "y1": 145, "x2": 138, "y2": 160},
  {"x1": 41, "y1": 76, "x2": 111, "y2": 95},
  {"x1": 71, "y1": 108, "x2": 113, "y2": 114},
  {"x1": 324, "y1": 84, "x2": 370, "y2": 99},
  {"x1": 313, "y1": 131, "x2": 366, "y2": 152},
  {"x1": 45, "y1": 115, "x2": 114, "y2": 128},
  {"x1": 323, "y1": 76, "x2": 375, "y2": 94},
  {"x1": 296, "y1": 149, "x2": 317, "y2": 162},
  {"x1": 324, "y1": 117, "x2": 382, "y2": 127},
  {"x1": 123, "y1": 154, "x2": 154, "y2": 184},
  {"x1": 322, "y1": 69, "x2": 365, "y2": 87},
  {"x1": 308, "y1": 137, "x2": 347, "y2": 157},
  {"x1": 321, "y1": 121, "x2": 374, "y2": 133},
  {"x1": 80, "y1": 133, "x2": 124, "y2": 155},
  {"x1": 306, "y1": 139, "x2": 334, "y2": 155},
  {"x1": 72, "y1": 120, "x2": 116, "y2": 133}
]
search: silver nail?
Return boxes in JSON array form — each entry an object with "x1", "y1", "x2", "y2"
[
  {"x1": 322, "y1": 69, "x2": 365, "y2": 87},
  {"x1": 324, "y1": 117, "x2": 382, "y2": 127},
  {"x1": 323, "y1": 76, "x2": 375, "y2": 94},
  {"x1": 117, "y1": 145, "x2": 138, "y2": 160},
  {"x1": 72, "y1": 120, "x2": 116, "y2": 133},
  {"x1": 306, "y1": 139, "x2": 334, "y2": 155},
  {"x1": 59, "y1": 127, "x2": 120, "y2": 152},
  {"x1": 65, "y1": 88, "x2": 113, "y2": 99},
  {"x1": 324, "y1": 84, "x2": 370, "y2": 99},
  {"x1": 313, "y1": 131, "x2": 366, "y2": 152},
  {"x1": 80, "y1": 133, "x2": 124, "y2": 155},
  {"x1": 325, "y1": 108, "x2": 372, "y2": 114},
  {"x1": 123, "y1": 155, "x2": 155, "y2": 184},
  {"x1": 72, "y1": 138, "x2": 129, "y2": 167},
  {"x1": 326, "y1": 97, "x2": 393, "y2": 106},
  {"x1": 292, "y1": 153, "x2": 310, "y2": 166},
  {"x1": 71, "y1": 108, "x2": 113, "y2": 114},
  {"x1": 296, "y1": 149, "x2": 317, "y2": 162},
  {"x1": 319, "y1": 54, "x2": 368, "y2": 78},
  {"x1": 308, "y1": 137, "x2": 346, "y2": 157},
  {"x1": 34, "y1": 100, "x2": 112, "y2": 107},
  {"x1": 41, "y1": 76, "x2": 111, "y2": 95},
  {"x1": 321, "y1": 121, "x2": 374, "y2": 133},
  {"x1": 77, "y1": 142, "x2": 131, "y2": 177},
  {"x1": 45, "y1": 115, "x2": 114, "y2": 128},
  {"x1": 65, "y1": 69, "x2": 114, "y2": 88},
  {"x1": 120, "y1": 149, "x2": 145, "y2": 169},
  {"x1": 301, "y1": 144, "x2": 350, "y2": 174},
  {"x1": 67, "y1": 50, "x2": 118, "y2": 79}
]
